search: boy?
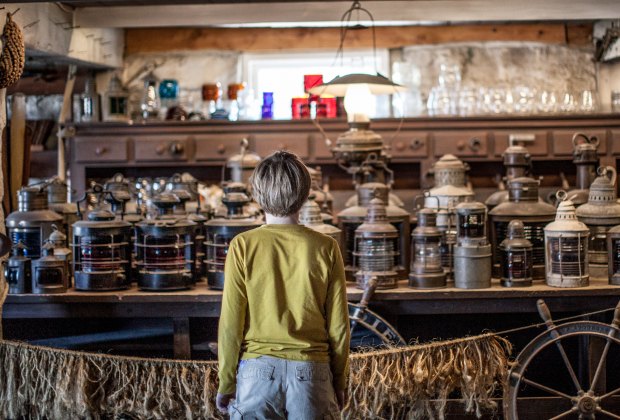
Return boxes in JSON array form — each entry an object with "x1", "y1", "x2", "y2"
[{"x1": 216, "y1": 151, "x2": 350, "y2": 419}]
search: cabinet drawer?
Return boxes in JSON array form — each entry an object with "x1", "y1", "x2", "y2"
[
  {"x1": 195, "y1": 135, "x2": 250, "y2": 161},
  {"x1": 254, "y1": 133, "x2": 309, "y2": 158},
  {"x1": 385, "y1": 131, "x2": 428, "y2": 158},
  {"x1": 552, "y1": 130, "x2": 607, "y2": 155},
  {"x1": 610, "y1": 130, "x2": 620, "y2": 154},
  {"x1": 74, "y1": 137, "x2": 128, "y2": 162},
  {"x1": 433, "y1": 131, "x2": 489, "y2": 157},
  {"x1": 312, "y1": 133, "x2": 339, "y2": 160},
  {"x1": 134, "y1": 137, "x2": 189, "y2": 162},
  {"x1": 494, "y1": 131, "x2": 549, "y2": 156}
]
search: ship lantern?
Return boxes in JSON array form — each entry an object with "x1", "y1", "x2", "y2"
[
  {"x1": 6, "y1": 185, "x2": 63, "y2": 259},
  {"x1": 544, "y1": 191, "x2": 589, "y2": 288},
  {"x1": 31, "y1": 241, "x2": 68, "y2": 294},
  {"x1": 46, "y1": 176, "x2": 79, "y2": 240},
  {"x1": 575, "y1": 166, "x2": 620, "y2": 279},
  {"x1": 567, "y1": 132, "x2": 600, "y2": 207},
  {"x1": 337, "y1": 182, "x2": 410, "y2": 280},
  {"x1": 299, "y1": 195, "x2": 341, "y2": 245},
  {"x1": 308, "y1": 166, "x2": 334, "y2": 224},
  {"x1": 204, "y1": 188, "x2": 263, "y2": 290},
  {"x1": 353, "y1": 198, "x2": 399, "y2": 290},
  {"x1": 454, "y1": 202, "x2": 492, "y2": 289},
  {"x1": 485, "y1": 143, "x2": 531, "y2": 211},
  {"x1": 5, "y1": 241, "x2": 32, "y2": 294},
  {"x1": 72, "y1": 208, "x2": 132, "y2": 291},
  {"x1": 409, "y1": 205, "x2": 445, "y2": 289},
  {"x1": 499, "y1": 220, "x2": 533, "y2": 287},
  {"x1": 135, "y1": 193, "x2": 196, "y2": 291},
  {"x1": 489, "y1": 177, "x2": 556, "y2": 281}
]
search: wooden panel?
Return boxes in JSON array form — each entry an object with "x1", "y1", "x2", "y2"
[
  {"x1": 125, "y1": 24, "x2": 571, "y2": 53},
  {"x1": 134, "y1": 136, "x2": 189, "y2": 162},
  {"x1": 610, "y1": 130, "x2": 620, "y2": 155},
  {"x1": 384, "y1": 131, "x2": 429, "y2": 159},
  {"x1": 433, "y1": 131, "x2": 489, "y2": 157},
  {"x1": 194, "y1": 134, "x2": 250, "y2": 161},
  {"x1": 74, "y1": 137, "x2": 128, "y2": 162},
  {"x1": 254, "y1": 133, "x2": 309, "y2": 159},
  {"x1": 312, "y1": 132, "x2": 340, "y2": 160},
  {"x1": 552, "y1": 129, "x2": 607, "y2": 155},
  {"x1": 494, "y1": 131, "x2": 549, "y2": 156}
]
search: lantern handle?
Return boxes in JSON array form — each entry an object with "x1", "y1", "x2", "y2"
[
  {"x1": 572, "y1": 132, "x2": 600, "y2": 148},
  {"x1": 413, "y1": 191, "x2": 439, "y2": 211},
  {"x1": 555, "y1": 189, "x2": 567, "y2": 203},
  {"x1": 598, "y1": 166, "x2": 617, "y2": 186}
]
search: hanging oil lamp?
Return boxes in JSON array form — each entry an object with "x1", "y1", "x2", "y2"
[
  {"x1": 499, "y1": 220, "x2": 533, "y2": 287},
  {"x1": 544, "y1": 191, "x2": 590, "y2": 288},
  {"x1": 31, "y1": 241, "x2": 68, "y2": 294},
  {"x1": 488, "y1": 177, "x2": 556, "y2": 281},
  {"x1": 409, "y1": 196, "x2": 445, "y2": 289},
  {"x1": 46, "y1": 176, "x2": 79, "y2": 241},
  {"x1": 204, "y1": 187, "x2": 263, "y2": 290},
  {"x1": 135, "y1": 193, "x2": 197, "y2": 291},
  {"x1": 6, "y1": 185, "x2": 64, "y2": 259},
  {"x1": 567, "y1": 132, "x2": 599, "y2": 206},
  {"x1": 575, "y1": 166, "x2": 620, "y2": 279},
  {"x1": 5, "y1": 241, "x2": 32, "y2": 294},
  {"x1": 299, "y1": 195, "x2": 341, "y2": 245},
  {"x1": 337, "y1": 182, "x2": 410, "y2": 280},
  {"x1": 226, "y1": 138, "x2": 261, "y2": 184},
  {"x1": 353, "y1": 198, "x2": 399, "y2": 289},
  {"x1": 454, "y1": 201, "x2": 492, "y2": 289},
  {"x1": 72, "y1": 207, "x2": 133, "y2": 291},
  {"x1": 606, "y1": 225, "x2": 620, "y2": 285},
  {"x1": 485, "y1": 143, "x2": 532, "y2": 211}
]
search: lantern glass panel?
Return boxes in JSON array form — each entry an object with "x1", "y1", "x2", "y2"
[
  {"x1": 501, "y1": 248, "x2": 533, "y2": 280},
  {"x1": 205, "y1": 232, "x2": 234, "y2": 273},
  {"x1": 414, "y1": 238, "x2": 442, "y2": 270},
  {"x1": 35, "y1": 268, "x2": 63, "y2": 285},
  {"x1": 78, "y1": 235, "x2": 125, "y2": 272},
  {"x1": 458, "y1": 213, "x2": 485, "y2": 238},
  {"x1": 547, "y1": 236, "x2": 587, "y2": 276},
  {"x1": 142, "y1": 234, "x2": 187, "y2": 271},
  {"x1": 588, "y1": 226, "x2": 608, "y2": 265},
  {"x1": 343, "y1": 222, "x2": 362, "y2": 267},
  {"x1": 355, "y1": 237, "x2": 396, "y2": 272},
  {"x1": 9, "y1": 228, "x2": 41, "y2": 259},
  {"x1": 494, "y1": 221, "x2": 546, "y2": 267}
]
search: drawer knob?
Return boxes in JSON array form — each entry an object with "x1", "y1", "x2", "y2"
[
  {"x1": 95, "y1": 146, "x2": 107, "y2": 156},
  {"x1": 155, "y1": 145, "x2": 166, "y2": 155},
  {"x1": 394, "y1": 141, "x2": 405, "y2": 152},
  {"x1": 169, "y1": 142, "x2": 184, "y2": 155},
  {"x1": 410, "y1": 138, "x2": 424, "y2": 150},
  {"x1": 469, "y1": 137, "x2": 482, "y2": 152},
  {"x1": 456, "y1": 141, "x2": 466, "y2": 151},
  {"x1": 217, "y1": 144, "x2": 226, "y2": 154}
]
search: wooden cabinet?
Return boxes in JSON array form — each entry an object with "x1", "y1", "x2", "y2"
[
  {"x1": 552, "y1": 129, "x2": 607, "y2": 155},
  {"x1": 74, "y1": 137, "x2": 128, "y2": 162},
  {"x1": 194, "y1": 134, "x2": 251, "y2": 161},
  {"x1": 494, "y1": 131, "x2": 549, "y2": 156},
  {"x1": 254, "y1": 133, "x2": 309, "y2": 158},
  {"x1": 384, "y1": 131, "x2": 429, "y2": 159},
  {"x1": 134, "y1": 136, "x2": 189, "y2": 162},
  {"x1": 433, "y1": 131, "x2": 489, "y2": 157}
]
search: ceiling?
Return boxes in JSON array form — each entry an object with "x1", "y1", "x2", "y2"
[{"x1": 12, "y1": 1, "x2": 620, "y2": 28}]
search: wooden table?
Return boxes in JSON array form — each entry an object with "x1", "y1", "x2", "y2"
[{"x1": 3, "y1": 278, "x2": 620, "y2": 359}]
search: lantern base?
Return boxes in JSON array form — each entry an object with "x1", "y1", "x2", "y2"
[
  {"x1": 355, "y1": 271, "x2": 398, "y2": 290},
  {"x1": 546, "y1": 275, "x2": 589, "y2": 288},
  {"x1": 32, "y1": 283, "x2": 67, "y2": 294},
  {"x1": 589, "y1": 264, "x2": 608, "y2": 280},
  {"x1": 408, "y1": 271, "x2": 446, "y2": 289},
  {"x1": 500, "y1": 278, "x2": 533, "y2": 288},
  {"x1": 610, "y1": 274, "x2": 620, "y2": 285},
  {"x1": 138, "y1": 271, "x2": 193, "y2": 291},
  {"x1": 493, "y1": 264, "x2": 545, "y2": 281},
  {"x1": 75, "y1": 272, "x2": 129, "y2": 291},
  {"x1": 206, "y1": 271, "x2": 225, "y2": 290}
]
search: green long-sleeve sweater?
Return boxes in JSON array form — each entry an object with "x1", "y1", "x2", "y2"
[{"x1": 217, "y1": 224, "x2": 350, "y2": 395}]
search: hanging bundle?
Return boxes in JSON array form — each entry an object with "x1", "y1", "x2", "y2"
[{"x1": 0, "y1": 11, "x2": 25, "y2": 89}]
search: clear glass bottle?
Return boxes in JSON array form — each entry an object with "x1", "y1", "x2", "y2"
[
  {"x1": 140, "y1": 72, "x2": 160, "y2": 121},
  {"x1": 80, "y1": 76, "x2": 100, "y2": 123}
]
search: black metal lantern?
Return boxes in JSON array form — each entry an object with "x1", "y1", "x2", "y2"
[
  {"x1": 567, "y1": 132, "x2": 599, "y2": 207},
  {"x1": 337, "y1": 182, "x2": 410, "y2": 280},
  {"x1": 606, "y1": 225, "x2": 620, "y2": 285},
  {"x1": 353, "y1": 198, "x2": 399, "y2": 289},
  {"x1": 575, "y1": 166, "x2": 620, "y2": 280},
  {"x1": 499, "y1": 220, "x2": 533, "y2": 287},
  {"x1": 166, "y1": 173, "x2": 200, "y2": 203},
  {"x1": 299, "y1": 195, "x2": 341, "y2": 245},
  {"x1": 485, "y1": 143, "x2": 532, "y2": 211},
  {"x1": 454, "y1": 201, "x2": 492, "y2": 289},
  {"x1": 204, "y1": 188, "x2": 263, "y2": 290},
  {"x1": 135, "y1": 193, "x2": 197, "y2": 291},
  {"x1": 46, "y1": 176, "x2": 79, "y2": 241},
  {"x1": 544, "y1": 191, "x2": 589, "y2": 288},
  {"x1": 6, "y1": 185, "x2": 64, "y2": 259},
  {"x1": 72, "y1": 208, "x2": 132, "y2": 291},
  {"x1": 409, "y1": 204, "x2": 445, "y2": 289},
  {"x1": 489, "y1": 177, "x2": 556, "y2": 281},
  {"x1": 172, "y1": 188, "x2": 208, "y2": 282},
  {"x1": 5, "y1": 241, "x2": 32, "y2": 294},
  {"x1": 32, "y1": 241, "x2": 68, "y2": 294}
]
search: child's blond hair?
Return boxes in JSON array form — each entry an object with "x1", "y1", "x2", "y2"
[{"x1": 250, "y1": 150, "x2": 311, "y2": 217}]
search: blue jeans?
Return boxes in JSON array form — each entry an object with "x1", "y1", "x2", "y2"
[{"x1": 229, "y1": 356, "x2": 340, "y2": 419}]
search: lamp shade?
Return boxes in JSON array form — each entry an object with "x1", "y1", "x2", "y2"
[{"x1": 307, "y1": 73, "x2": 407, "y2": 97}]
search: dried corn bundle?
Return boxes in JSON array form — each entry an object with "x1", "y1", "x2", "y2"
[{"x1": 0, "y1": 12, "x2": 25, "y2": 89}]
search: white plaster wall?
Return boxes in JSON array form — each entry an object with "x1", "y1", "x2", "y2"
[{"x1": 597, "y1": 61, "x2": 620, "y2": 111}]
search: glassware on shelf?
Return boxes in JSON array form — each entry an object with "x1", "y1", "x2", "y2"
[
  {"x1": 559, "y1": 91, "x2": 576, "y2": 113},
  {"x1": 80, "y1": 75, "x2": 100, "y2": 123},
  {"x1": 261, "y1": 92, "x2": 274, "y2": 119},
  {"x1": 140, "y1": 71, "x2": 160, "y2": 121},
  {"x1": 201, "y1": 83, "x2": 222, "y2": 119},
  {"x1": 458, "y1": 87, "x2": 477, "y2": 117},
  {"x1": 226, "y1": 83, "x2": 245, "y2": 121},
  {"x1": 537, "y1": 90, "x2": 558, "y2": 113},
  {"x1": 513, "y1": 86, "x2": 535, "y2": 114},
  {"x1": 577, "y1": 90, "x2": 598, "y2": 113}
]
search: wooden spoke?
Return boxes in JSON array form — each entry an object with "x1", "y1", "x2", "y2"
[
  {"x1": 588, "y1": 337, "x2": 612, "y2": 394},
  {"x1": 516, "y1": 374, "x2": 574, "y2": 400},
  {"x1": 548, "y1": 407, "x2": 577, "y2": 420},
  {"x1": 597, "y1": 408, "x2": 620, "y2": 420},
  {"x1": 600, "y1": 386, "x2": 620, "y2": 401}
]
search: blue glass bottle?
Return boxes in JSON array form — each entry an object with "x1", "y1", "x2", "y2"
[{"x1": 261, "y1": 92, "x2": 274, "y2": 119}]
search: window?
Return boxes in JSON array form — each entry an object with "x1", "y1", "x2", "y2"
[{"x1": 242, "y1": 50, "x2": 391, "y2": 120}]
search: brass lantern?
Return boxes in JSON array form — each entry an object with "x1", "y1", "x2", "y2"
[
  {"x1": 454, "y1": 201, "x2": 492, "y2": 289},
  {"x1": 499, "y1": 220, "x2": 533, "y2": 287},
  {"x1": 299, "y1": 195, "x2": 341, "y2": 245},
  {"x1": 409, "y1": 204, "x2": 445, "y2": 289},
  {"x1": 567, "y1": 132, "x2": 599, "y2": 207},
  {"x1": 544, "y1": 191, "x2": 589, "y2": 288},
  {"x1": 308, "y1": 166, "x2": 334, "y2": 224},
  {"x1": 485, "y1": 143, "x2": 532, "y2": 212},
  {"x1": 489, "y1": 177, "x2": 556, "y2": 281},
  {"x1": 353, "y1": 198, "x2": 399, "y2": 289},
  {"x1": 575, "y1": 166, "x2": 620, "y2": 279}
]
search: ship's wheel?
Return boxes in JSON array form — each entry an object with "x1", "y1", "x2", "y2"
[{"x1": 504, "y1": 299, "x2": 620, "y2": 419}]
